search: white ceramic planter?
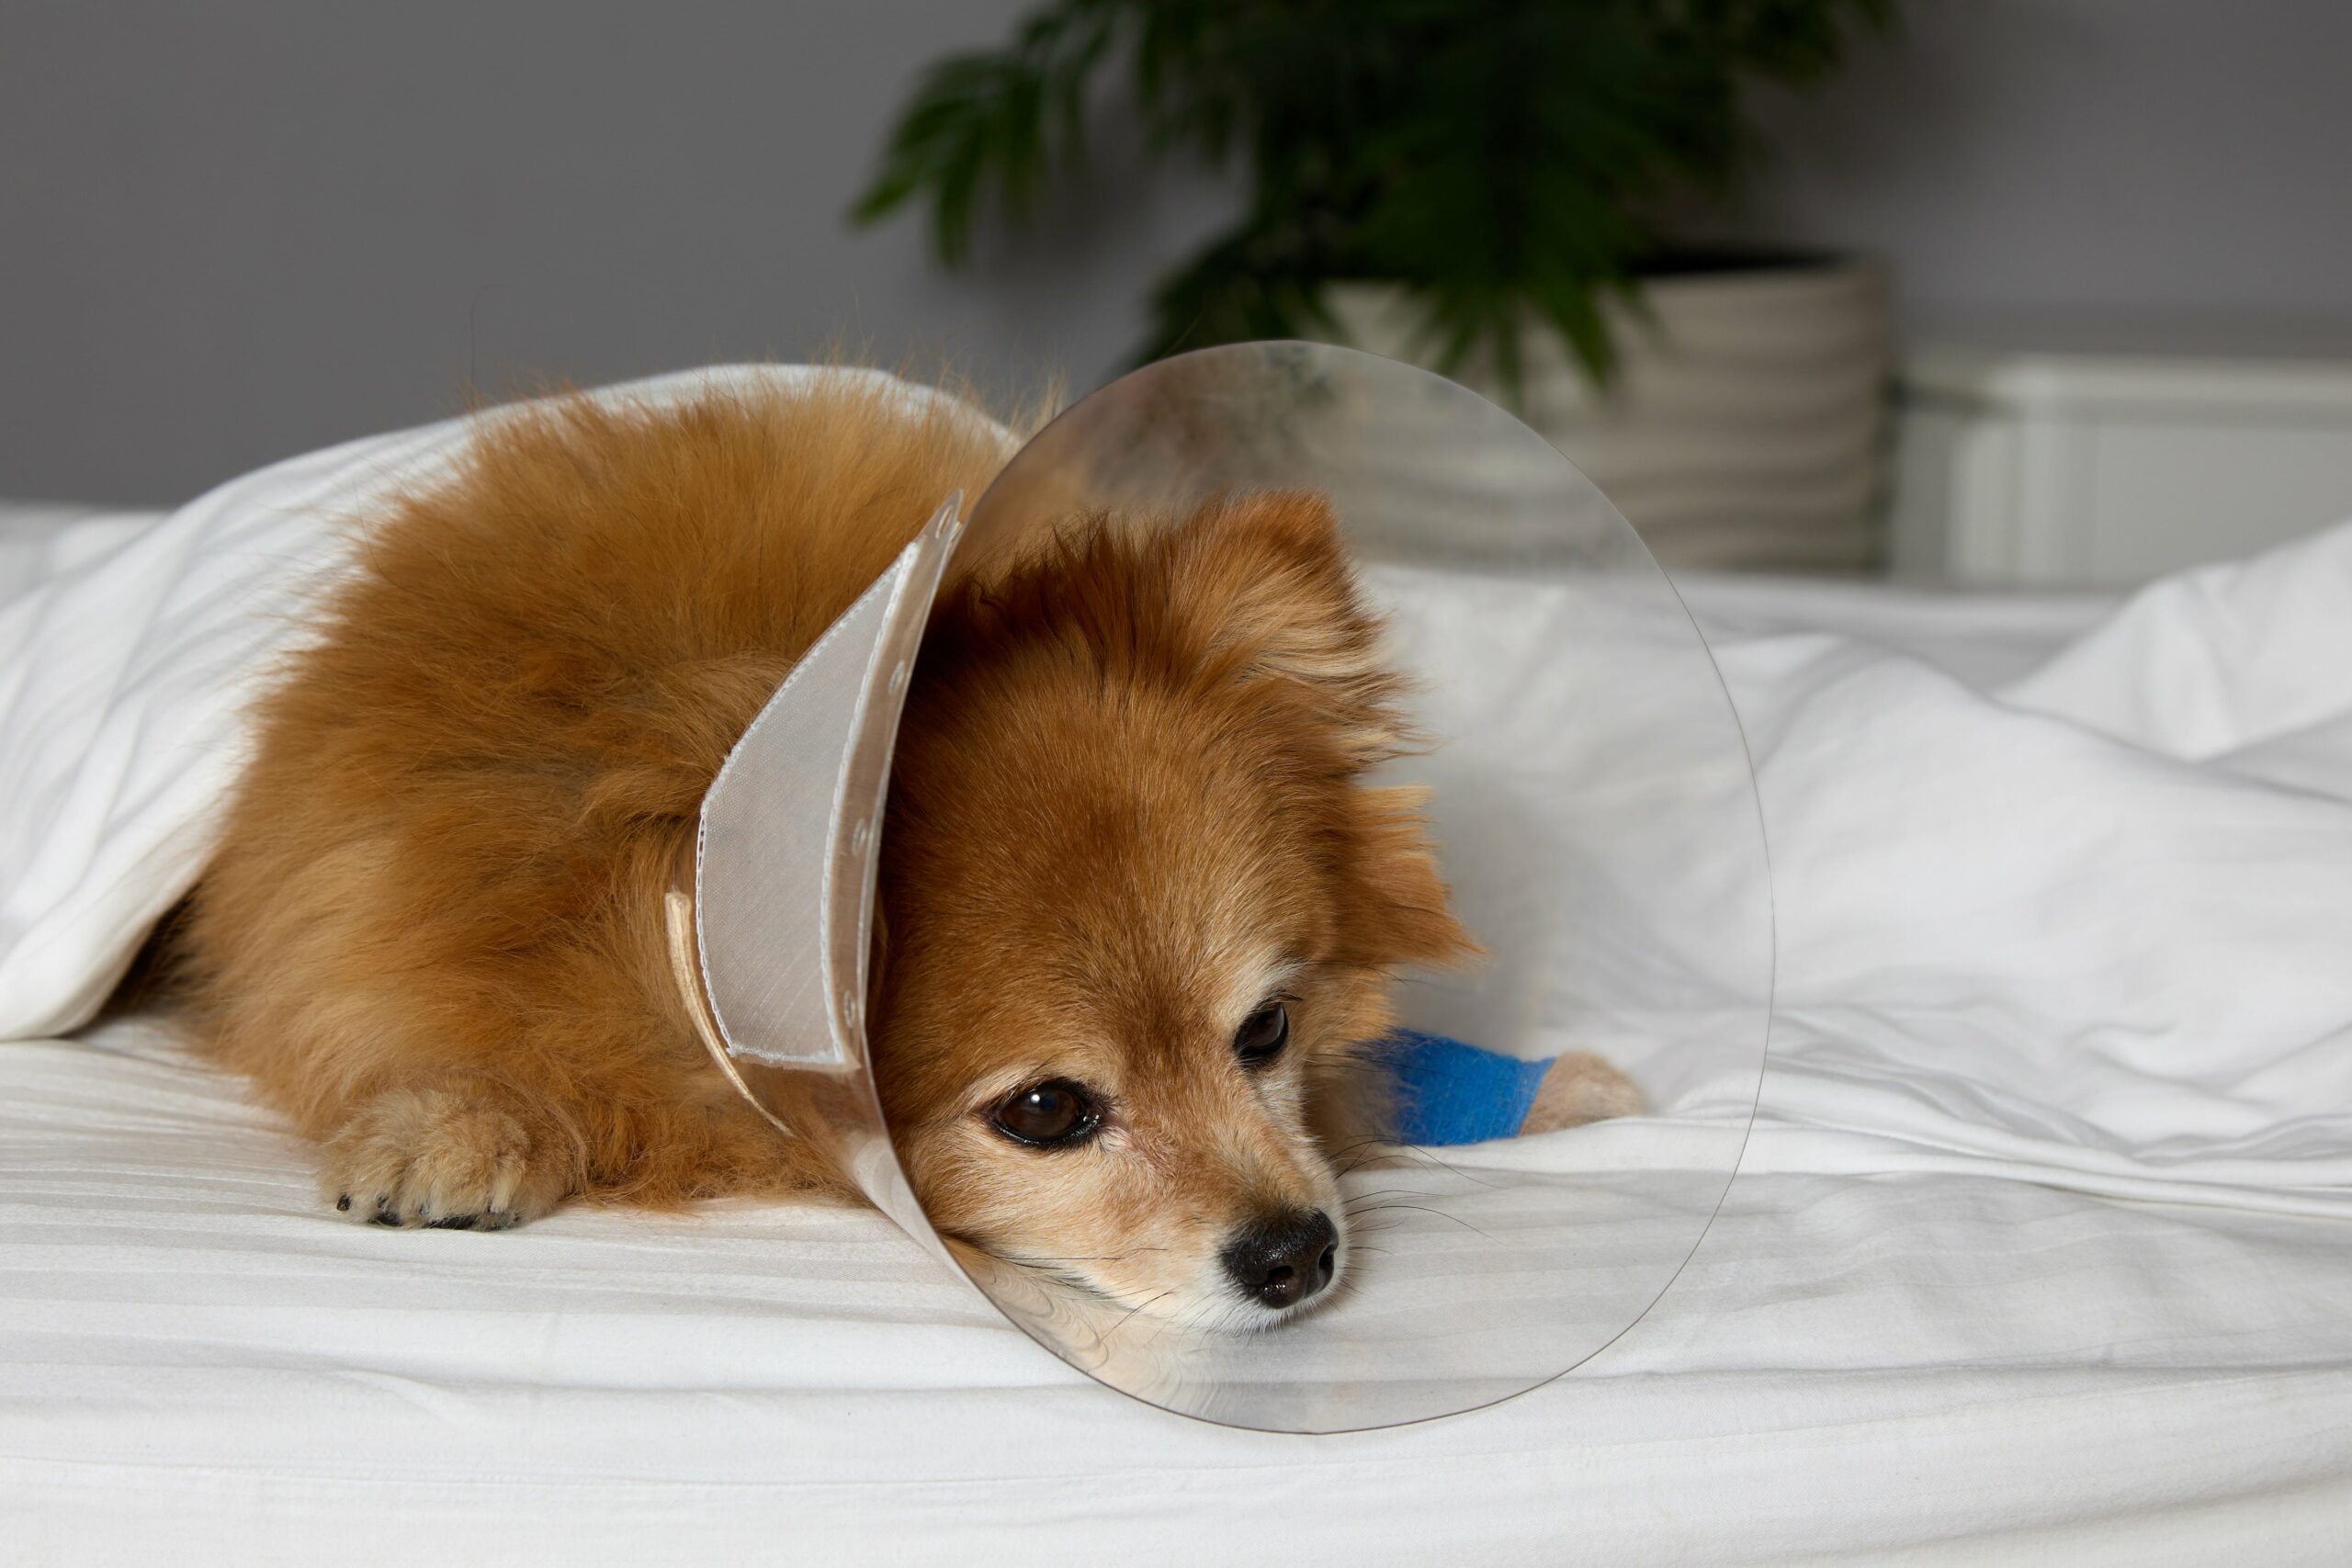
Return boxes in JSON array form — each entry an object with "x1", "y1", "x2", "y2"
[{"x1": 1323, "y1": 261, "x2": 1893, "y2": 571}]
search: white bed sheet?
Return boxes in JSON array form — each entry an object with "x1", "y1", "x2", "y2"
[
  {"x1": 5, "y1": 444, "x2": 2352, "y2": 1562},
  {"x1": 6, "y1": 1021, "x2": 2346, "y2": 1566}
]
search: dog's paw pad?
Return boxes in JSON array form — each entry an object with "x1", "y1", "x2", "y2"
[{"x1": 322, "y1": 1083, "x2": 571, "y2": 1230}]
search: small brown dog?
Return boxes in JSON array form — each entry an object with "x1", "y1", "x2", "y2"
[{"x1": 179, "y1": 371, "x2": 1471, "y2": 1325}]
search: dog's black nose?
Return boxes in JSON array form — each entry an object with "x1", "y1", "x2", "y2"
[{"x1": 1221, "y1": 1208, "x2": 1339, "y2": 1309}]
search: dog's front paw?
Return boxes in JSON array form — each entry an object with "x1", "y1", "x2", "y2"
[
  {"x1": 322, "y1": 1080, "x2": 572, "y2": 1230},
  {"x1": 1520, "y1": 1051, "x2": 1646, "y2": 1135}
]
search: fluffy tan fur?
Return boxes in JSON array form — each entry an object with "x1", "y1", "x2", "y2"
[
  {"x1": 176, "y1": 369, "x2": 1486, "y2": 1320},
  {"x1": 876, "y1": 491, "x2": 1476, "y2": 1314}
]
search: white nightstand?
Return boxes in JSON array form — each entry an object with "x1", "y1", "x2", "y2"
[{"x1": 1890, "y1": 322, "x2": 2352, "y2": 588}]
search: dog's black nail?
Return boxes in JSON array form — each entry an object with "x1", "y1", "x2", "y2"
[
  {"x1": 335, "y1": 1195, "x2": 351, "y2": 1212},
  {"x1": 425, "y1": 1213, "x2": 479, "y2": 1231},
  {"x1": 369, "y1": 1211, "x2": 402, "y2": 1227}
]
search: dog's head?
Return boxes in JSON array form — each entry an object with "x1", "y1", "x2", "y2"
[{"x1": 873, "y1": 491, "x2": 1472, "y2": 1329}]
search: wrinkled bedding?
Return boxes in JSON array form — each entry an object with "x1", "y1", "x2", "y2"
[{"x1": 2, "y1": 368, "x2": 2347, "y2": 1563}]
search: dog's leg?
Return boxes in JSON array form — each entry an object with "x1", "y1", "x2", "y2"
[
  {"x1": 198, "y1": 834, "x2": 835, "y2": 1226},
  {"x1": 317, "y1": 1059, "x2": 813, "y2": 1228}
]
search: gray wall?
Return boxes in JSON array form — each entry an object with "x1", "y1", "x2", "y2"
[
  {"x1": 1736, "y1": 0, "x2": 2352, "y2": 327},
  {"x1": 0, "y1": 1, "x2": 1239, "y2": 503},
  {"x1": 6, "y1": 0, "x2": 2350, "y2": 505}
]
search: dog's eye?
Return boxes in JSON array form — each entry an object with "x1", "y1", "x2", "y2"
[
  {"x1": 990, "y1": 1079, "x2": 1102, "y2": 1147},
  {"x1": 1233, "y1": 1001, "x2": 1290, "y2": 1067}
]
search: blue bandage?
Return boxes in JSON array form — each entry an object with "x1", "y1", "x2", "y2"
[{"x1": 1385, "y1": 1031, "x2": 1553, "y2": 1146}]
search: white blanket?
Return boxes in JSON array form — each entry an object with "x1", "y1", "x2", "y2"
[
  {"x1": 2, "y1": 373, "x2": 2349, "y2": 1561},
  {"x1": 1702, "y1": 530, "x2": 2352, "y2": 1216},
  {"x1": 0, "y1": 366, "x2": 989, "y2": 1041}
]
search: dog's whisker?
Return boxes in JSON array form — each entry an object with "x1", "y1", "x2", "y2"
[
  {"x1": 1334, "y1": 1139, "x2": 1510, "y2": 1192},
  {"x1": 1384, "y1": 1141, "x2": 1509, "y2": 1190},
  {"x1": 1342, "y1": 1185, "x2": 1445, "y2": 1205},
  {"x1": 1342, "y1": 1200, "x2": 1498, "y2": 1242},
  {"x1": 1101, "y1": 1289, "x2": 1175, "y2": 1342},
  {"x1": 1140, "y1": 1293, "x2": 1198, "y2": 1349},
  {"x1": 994, "y1": 1247, "x2": 1172, "y2": 1268}
]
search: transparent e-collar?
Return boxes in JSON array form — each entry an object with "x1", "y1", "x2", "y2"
[{"x1": 668, "y1": 343, "x2": 1772, "y2": 1432}]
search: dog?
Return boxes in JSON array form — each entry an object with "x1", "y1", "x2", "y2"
[{"x1": 175, "y1": 369, "x2": 1479, "y2": 1327}]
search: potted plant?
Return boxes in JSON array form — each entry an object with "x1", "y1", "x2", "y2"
[{"x1": 852, "y1": 0, "x2": 1902, "y2": 570}]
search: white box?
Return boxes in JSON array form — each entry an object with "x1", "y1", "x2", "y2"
[{"x1": 1890, "y1": 324, "x2": 2352, "y2": 587}]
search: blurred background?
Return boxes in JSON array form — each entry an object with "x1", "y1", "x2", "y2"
[{"x1": 6, "y1": 0, "x2": 2351, "y2": 585}]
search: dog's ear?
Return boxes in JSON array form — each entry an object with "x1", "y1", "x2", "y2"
[
  {"x1": 1160, "y1": 494, "x2": 1475, "y2": 969},
  {"x1": 1159, "y1": 491, "x2": 1405, "y2": 766},
  {"x1": 1332, "y1": 783, "x2": 1479, "y2": 970}
]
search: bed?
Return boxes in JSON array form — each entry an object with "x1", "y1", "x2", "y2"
[{"x1": 4, "y1": 452, "x2": 2349, "y2": 1560}]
